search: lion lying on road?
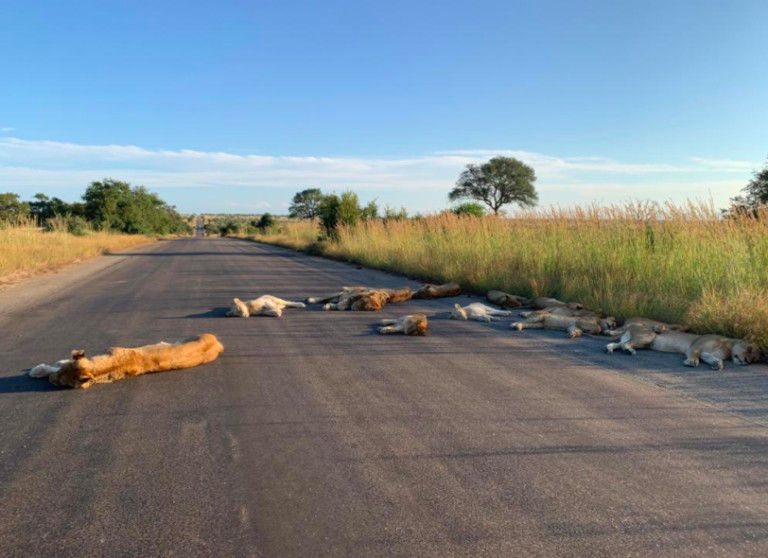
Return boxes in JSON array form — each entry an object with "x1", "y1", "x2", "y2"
[
  {"x1": 226, "y1": 295, "x2": 306, "y2": 318},
  {"x1": 529, "y1": 297, "x2": 583, "y2": 310},
  {"x1": 379, "y1": 314, "x2": 429, "y2": 335},
  {"x1": 605, "y1": 326, "x2": 760, "y2": 370},
  {"x1": 28, "y1": 333, "x2": 224, "y2": 389},
  {"x1": 603, "y1": 316, "x2": 688, "y2": 336},
  {"x1": 511, "y1": 312, "x2": 615, "y2": 338},
  {"x1": 414, "y1": 282, "x2": 461, "y2": 299},
  {"x1": 486, "y1": 290, "x2": 530, "y2": 308},
  {"x1": 309, "y1": 286, "x2": 413, "y2": 311},
  {"x1": 450, "y1": 303, "x2": 513, "y2": 322}
]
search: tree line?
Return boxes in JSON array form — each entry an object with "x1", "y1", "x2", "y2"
[{"x1": 0, "y1": 179, "x2": 191, "y2": 235}]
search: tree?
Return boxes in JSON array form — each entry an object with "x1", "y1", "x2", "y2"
[
  {"x1": 0, "y1": 192, "x2": 30, "y2": 224},
  {"x1": 451, "y1": 202, "x2": 486, "y2": 217},
  {"x1": 289, "y1": 188, "x2": 323, "y2": 221},
  {"x1": 361, "y1": 200, "x2": 379, "y2": 220},
  {"x1": 449, "y1": 156, "x2": 538, "y2": 215},
  {"x1": 729, "y1": 157, "x2": 768, "y2": 215},
  {"x1": 317, "y1": 191, "x2": 363, "y2": 237},
  {"x1": 29, "y1": 193, "x2": 72, "y2": 222},
  {"x1": 255, "y1": 213, "x2": 277, "y2": 232}
]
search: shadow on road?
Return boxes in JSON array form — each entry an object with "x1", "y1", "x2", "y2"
[{"x1": 0, "y1": 373, "x2": 63, "y2": 393}]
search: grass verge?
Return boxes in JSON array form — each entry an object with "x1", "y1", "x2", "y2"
[{"x1": 0, "y1": 226, "x2": 156, "y2": 287}]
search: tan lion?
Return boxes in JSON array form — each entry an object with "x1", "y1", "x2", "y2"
[
  {"x1": 414, "y1": 282, "x2": 461, "y2": 299},
  {"x1": 486, "y1": 290, "x2": 530, "y2": 308},
  {"x1": 226, "y1": 295, "x2": 306, "y2": 318},
  {"x1": 28, "y1": 333, "x2": 224, "y2": 389},
  {"x1": 378, "y1": 314, "x2": 429, "y2": 335},
  {"x1": 315, "y1": 286, "x2": 412, "y2": 311},
  {"x1": 529, "y1": 297, "x2": 583, "y2": 310},
  {"x1": 603, "y1": 316, "x2": 688, "y2": 336},
  {"x1": 605, "y1": 326, "x2": 760, "y2": 370},
  {"x1": 511, "y1": 312, "x2": 615, "y2": 338},
  {"x1": 450, "y1": 302, "x2": 513, "y2": 322}
]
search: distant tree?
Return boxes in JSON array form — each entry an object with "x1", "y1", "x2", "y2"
[
  {"x1": 383, "y1": 205, "x2": 408, "y2": 221},
  {"x1": 289, "y1": 188, "x2": 323, "y2": 221},
  {"x1": 449, "y1": 156, "x2": 538, "y2": 215},
  {"x1": 729, "y1": 157, "x2": 768, "y2": 216},
  {"x1": 361, "y1": 200, "x2": 379, "y2": 220},
  {"x1": 318, "y1": 191, "x2": 363, "y2": 237},
  {"x1": 29, "y1": 193, "x2": 72, "y2": 222},
  {"x1": 83, "y1": 178, "x2": 190, "y2": 235},
  {"x1": 255, "y1": 213, "x2": 277, "y2": 231},
  {"x1": 451, "y1": 202, "x2": 486, "y2": 217},
  {"x1": 0, "y1": 192, "x2": 30, "y2": 224}
]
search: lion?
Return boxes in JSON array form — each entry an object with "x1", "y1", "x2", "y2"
[
  {"x1": 306, "y1": 286, "x2": 369, "y2": 305},
  {"x1": 28, "y1": 333, "x2": 224, "y2": 389},
  {"x1": 486, "y1": 290, "x2": 530, "y2": 308},
  {"x1": 226, "y1": 295, "x2": 306, "y2": 318},
  {"x1": 605, "y1": 326, "x2": 760, "y2": 370},
  {"x1": 603, "y1": 316, "x2": 688, "y2": 336},
  {"x1": 529, "y1": 297, "x2": 583, "y2": 310},
  {"x1": 378, "y1": 314, "x2": 428, "y2": 335},
  {"x1": 450, "y1": 303, "x2": 513, "y2": 323},
  {"x1": 511, "y1": 312, "x2": 615, "y2": 338},
  {"x1": 414, "y1": 282, "x2": 461, "y2": 299},
  {"x1": 318, "y1": 286, "x2": 412, "y2": 311}
]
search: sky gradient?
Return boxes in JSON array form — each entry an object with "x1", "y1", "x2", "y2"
[{"x1": 2, "y1": 0, "x2": 766, "y2": 214}]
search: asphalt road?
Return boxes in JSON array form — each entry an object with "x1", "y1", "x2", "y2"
[{"x1": 1, "y1": 237, "x2": 767, "y2": 558}]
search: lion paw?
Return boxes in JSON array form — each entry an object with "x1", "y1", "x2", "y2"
[{"x1": 683, "y1": 358, "x2": 699, "y2": 367}]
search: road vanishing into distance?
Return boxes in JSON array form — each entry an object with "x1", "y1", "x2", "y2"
[{"x1": 1, "y1": 237, "x2": 767, "y2": 558}]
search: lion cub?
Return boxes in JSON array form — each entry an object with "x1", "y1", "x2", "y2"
[
  {"x1": 378, "y1": 314, "x2": 428, "y2": 335},
  {"x1": 450, "y1": 303, "x2": 513, "y2": 323}
]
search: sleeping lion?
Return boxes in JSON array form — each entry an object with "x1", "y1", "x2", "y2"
[
  {"x1": 605, "y1": 326, "x2": 760, "y2": 370},
  {"x1": 413, "y1": 283, "x2": 461, "y2": 299},
  {"x1": 226, "y1": 295, "x2": 306, "y2": 318},
  {"x1": 450, "y1": 303, "x2": 513, "y2": 323},
  {"x1": 310, "y1": 286, "x2": 413, "y2": 311},
  {"x1": 28, "y1": 333, "x2": 224, "y2": 389},
  {"x1": 378, "y1": 314, "x2": 429, "y2": 335}
]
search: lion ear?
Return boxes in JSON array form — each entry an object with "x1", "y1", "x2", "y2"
[{"x1": 71, "y1": 350, "x2": 86, "y2": 360}]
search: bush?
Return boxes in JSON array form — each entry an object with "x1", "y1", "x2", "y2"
[{"x1": 452, "y1": 202, "x2": 486, "y2": 218}]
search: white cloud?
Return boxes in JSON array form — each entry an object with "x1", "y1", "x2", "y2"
[
  {"x1": 0, "y1": 127, "x2": 14, "y2": 133},
  {"x1": 0, "y1": 137, "x2": 758, "y2": 212}
]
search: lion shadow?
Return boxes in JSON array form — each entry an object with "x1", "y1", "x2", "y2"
[{"x1": 0, "y1": 372, "x2": 66, "y2": 393}]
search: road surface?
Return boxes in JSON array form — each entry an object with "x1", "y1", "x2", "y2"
[{"x1": 1, "y1": 237, "x2": 767, "y2": 557}]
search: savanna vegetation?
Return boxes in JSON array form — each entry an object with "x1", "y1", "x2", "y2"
[{"x1": 0, "y1": 179, "x2": 190, "y2": 285}]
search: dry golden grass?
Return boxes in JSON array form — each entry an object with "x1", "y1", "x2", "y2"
[
  {"x1": 0, "y1": 226, "x2": 155, "y2": 287},
  {"x1": 256, "y1": 202, "x2": 768, "y2": 352}
]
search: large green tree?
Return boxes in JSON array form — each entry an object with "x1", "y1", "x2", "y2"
[
  {"x1": 449, "y1": 156, "x2": 538, "y2": 215},
  {"x1": 289, "y1": 188, "x2": 323, "y2": 221}
]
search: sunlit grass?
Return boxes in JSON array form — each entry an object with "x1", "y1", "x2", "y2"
[
  {"x1": 255, "y1": 202, "x2": 768, "y2": 351},
  {"x1": 0, "y1": 224, "x2": 155, "y2": 286}
]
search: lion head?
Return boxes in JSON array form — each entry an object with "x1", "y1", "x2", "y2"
[
  {"x1": 226, "y1": 298, "x2": 250, "y2": 318},
  {"x1": 450, "y1": 303, "x2": 468, "y2": 321},
  {"x1": 732, "y1": 341, "x2": 761, "y2": 365},
  {"x1": 49, "y1": 350, "x2": 94, "y2": 389}
]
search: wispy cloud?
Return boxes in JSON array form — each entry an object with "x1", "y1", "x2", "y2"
[
  {"x1": 0, "y1": 137, "x2": 758, "y2": 212},
  {"x1": 0, "y1": 127, "x2": 14, "y2": 133}
]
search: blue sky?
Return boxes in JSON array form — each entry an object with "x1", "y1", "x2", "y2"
[{"x1": 1, "y1": 0, "x2": 766, "y2": 214}]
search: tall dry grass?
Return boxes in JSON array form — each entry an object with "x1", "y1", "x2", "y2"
[
  {"x1": 256, "y1": 202, "x2": 768, "y2": 350},
  {"x1": 0, "y1": 224, "x2": 155, "y2": 286}
]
